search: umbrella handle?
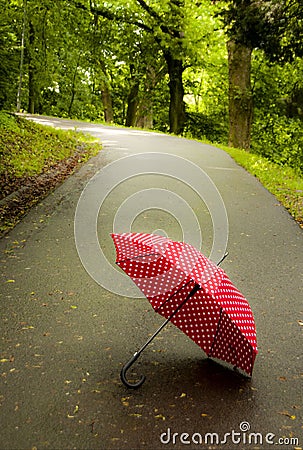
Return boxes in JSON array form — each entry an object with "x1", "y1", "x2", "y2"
[{"x1": 120, "y1": 352, "x2": 146, "y2": 389}]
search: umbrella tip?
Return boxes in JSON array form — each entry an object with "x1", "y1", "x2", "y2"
[{"x1": 217, "y1": 252, "x2": 229, "y2": 266}]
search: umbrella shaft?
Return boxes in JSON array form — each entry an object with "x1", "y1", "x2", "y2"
[{"x1": 136, "y1": 283, "x2": 200, "y2": 357}]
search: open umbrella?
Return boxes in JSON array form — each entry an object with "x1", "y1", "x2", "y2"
[{"x1": 111, "y1": 232, "x2": 258, "y2": 388}]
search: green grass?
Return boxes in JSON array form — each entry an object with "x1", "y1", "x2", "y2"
[
  {"x1": 220, "y1": 144, "x2": 303, "y2": 227},
  {"x1": 0, "y1": 112, "x2": 101, "y2": 235},
  {"x1": 0, "y1": 111, "x2": 100, "y2": 178}
]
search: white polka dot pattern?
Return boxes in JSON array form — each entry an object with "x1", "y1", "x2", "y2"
[{"x1": 111, "y1": 232, "x2": 258, "y2": 375}]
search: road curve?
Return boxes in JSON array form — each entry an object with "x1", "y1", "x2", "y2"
[{"x1": 1, "y1": 116, "x2": 302, "y2": 450}]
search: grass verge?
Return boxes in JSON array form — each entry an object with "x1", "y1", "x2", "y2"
[
  {"x1": 220, "y1": 145, "x2": 303, "y2": 228},
  {"x1": 0, "y1": 112, "x2": 100, "y2": 235},
  {"x1": 0, "y1": 112, "x2": 99, "y2": 180}
]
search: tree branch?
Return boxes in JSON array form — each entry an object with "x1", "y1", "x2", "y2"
[
  {"x1": 89, "y1": 1, "x2": 153, "y2": 34},
  {"x1": 136, "y1": 0, "x2": 162, "y2": 23},
  {"x1": 136, "y1": 0, "x2": 180, "y2": 38}
]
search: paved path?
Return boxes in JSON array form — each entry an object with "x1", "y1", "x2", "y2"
[{"x1": 1, "y1": 116, "x2": 302, "y2": 449}]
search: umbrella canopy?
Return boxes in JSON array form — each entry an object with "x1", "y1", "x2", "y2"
[{"x1": 111, "y1": 232, "x2": 258, "y2": 386}]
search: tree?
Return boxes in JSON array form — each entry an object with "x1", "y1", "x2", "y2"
[
  {"x1": 0, "y1": 0, "x2": 23, "y2": 110},
  {"x1": 89, "y1": 0, "x2": 191, "y2": 134},
  {"x1": 218, "y1": 0, "x2": 303, "y2": 150},
  {"x1": 16, "y1": 0, "x2": 27, "y2": 112},
  {"x1": 227, "y1": 40, "x2": 252, "y2": 149}
]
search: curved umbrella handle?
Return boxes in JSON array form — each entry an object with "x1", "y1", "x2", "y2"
[{"x1": 120, "y1": 352, "x2": 146, "y2": 389}]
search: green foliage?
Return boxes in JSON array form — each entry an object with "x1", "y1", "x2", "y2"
[
  {"x1": 218, "y1": 0, "x2": 303, "y2": 62},
  {"x1": 0, "y1": 1, "x2": 21, "y2": 110},
  {"x1": 0, "y1": 111, "x2": 20, "y2": 133},
  {"x1": 251, "y1": 54, "x2": 303, "y2": 173},
  {"x1": 252, "y1": 113, "x2": 303, "y2": 173},
  {"x1": 184, "y1": 111, "x2": 228, "y2": 143}
]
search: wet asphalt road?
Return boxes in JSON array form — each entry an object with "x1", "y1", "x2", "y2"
[{"x1": 0, "y1": 116, "x2": 302, "y2": 450}]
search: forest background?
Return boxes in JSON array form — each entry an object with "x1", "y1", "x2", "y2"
[{"x1": 0, "y1": 0, "x2": 303, "y2": 226}]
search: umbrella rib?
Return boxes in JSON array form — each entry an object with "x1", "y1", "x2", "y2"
[
  {"x1": 116, "y1": 252, "x2": 159, "y2": 263},
  {"x1": 155, "y1": 279, "x2": 193, "y2": 313},
  {"x1": 208, "y1": 307, "x2": 223, "y2": 358}
]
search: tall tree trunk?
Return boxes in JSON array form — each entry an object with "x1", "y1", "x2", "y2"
[
  {"x1": 136, "y1": 101, "x2": 153, "y2": 129},
  {"x1": 227, "y1": 40, "x2": 253, "y2": 150},
  {"x1": 16, "y1": 0, "x2": 27, "y2": 112},
  {"x1": 101, "y1": 86, "x2": 114, "y2": 123},
  {"x1": 28, "y1": 21, "x2": 36, "y2": 114},
  {"x1": 99, "y1": 62, "x2": 114, "y2": 123},
  {"x1": 68, "y1": 52, "x2": 81, "y2": 117},
  {"x1": 136, "y1": 65, "x2": 156, "y2": 129},
  {"x1": 164, "y1": 51, "x2": 185, "y2": 134},
  {"x1": 125, "y1": 81, "x2": 139, "y2": 127},
  {"x1": 164, "y1": 51, "x2": 185, "y2": 135},
  {"x1": 125, "y1": 64, "x2": 140, "y2": 127}
]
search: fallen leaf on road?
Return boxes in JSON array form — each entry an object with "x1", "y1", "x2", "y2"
[
  {"x1": 279, "y1": 411, "x2": 296, "y2": 420},
  {"x1": 121, "y1": 396, "x2": 130, "y2": 406}
]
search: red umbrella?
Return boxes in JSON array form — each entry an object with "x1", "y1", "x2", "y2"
[{"x1": 111, "y1": 232, "x2": 258, "y2": 388}]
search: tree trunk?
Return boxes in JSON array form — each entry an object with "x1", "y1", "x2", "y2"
[
  {"x1": 16, "y1": 0, "x2": 27, "y2": 112},
  {"x1": 125, "y1": 81, "x2": 139, "y2": 127},
  {"x1": 136, "y1": 65, "x2": 156, "y2": 129},
  {"x1": 28, "y1": 21, "x2": 36, "y2": 114},
  {"x1": 227, "y1": 40, "x2": 253, "y2": 150},
  {"x1": 164, "y1": 51, "x2": 185, "y2": 135},
  {"x1": 68, "y1": 52, "x2": 81, "y2": 117},
  {"x1": 125, "y1": 65, "x2": 140, "y2": 127},
  {"x1": 101, "y1": 84, "x2": 114, "y2": 123},
  {"x1": 98, "y1": 60, "x2": 114, "y2": 123},
  {"x1": 136, "y1": 101, "x2": 153, "y2": 129}
]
